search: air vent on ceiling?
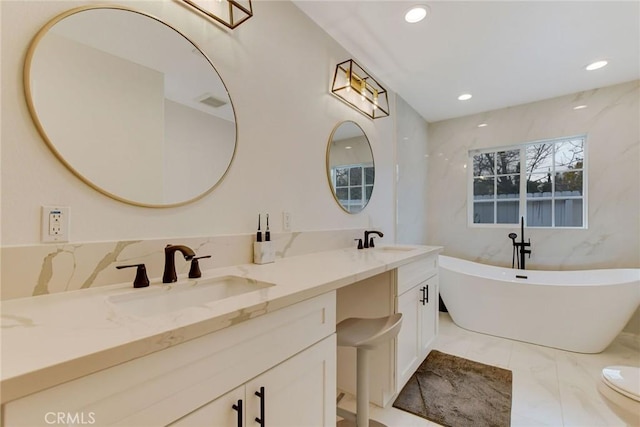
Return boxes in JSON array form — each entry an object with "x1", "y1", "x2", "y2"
[{"x1": 198, "y1": 94, "x2": 227, "y2": 108}]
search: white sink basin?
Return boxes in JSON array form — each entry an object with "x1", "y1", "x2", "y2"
[{"x1": 108, "y1": 275, "x2": 274, "y2": 317}]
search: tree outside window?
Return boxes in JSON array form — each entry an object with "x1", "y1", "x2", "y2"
[
  {"x1": 470, "y1": 136, "x2": 585, "y2": 228},
  {"x1": 332, "y1": 164, "x2": 374, "y2": 213}
]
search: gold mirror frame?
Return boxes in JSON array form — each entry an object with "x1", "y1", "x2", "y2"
[
  {"x1": 326, "y1": 121, "x2": 375, "y2": 214},
  {"x1": 24, "y1": 5, "x2": 238, "y2": 208}
]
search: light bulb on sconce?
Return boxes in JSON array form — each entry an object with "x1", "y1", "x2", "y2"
[
  {"x1": 331, "y1": 59, "x2": 390, "y2": 119},
  {"x1": 345, "y1": 68, "x2": 351, "y2": 92}
]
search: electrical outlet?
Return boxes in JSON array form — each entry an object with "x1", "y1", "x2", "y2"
[
  {"x1": 283, "y1": 211, "x2": 291, "y2": 232},
  {"x1": 49, "y1": 211, "x2": 62, "y2": 235},
  {"x1": 41, "y1": 206, "x2": 69, "y2": 243}
]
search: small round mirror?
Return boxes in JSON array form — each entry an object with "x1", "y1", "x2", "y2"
[{"x1": 326, "y1": 121, "x2": 375, "y2": 214}]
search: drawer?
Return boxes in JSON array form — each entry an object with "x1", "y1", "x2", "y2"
[
  {"x1": 397, "y1": 255, "x2": 438, "y2": 295},
  {"x1": 4, "y1": 292, "x2": 336, "y2": 427}
]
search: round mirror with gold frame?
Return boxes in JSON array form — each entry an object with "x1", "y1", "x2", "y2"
[
  {"x1": 326, "y1": 121, "x2": 375, "y2": 214},
  {"x1": 24, "y1": 5, "x2": 237, "y2": 207}
]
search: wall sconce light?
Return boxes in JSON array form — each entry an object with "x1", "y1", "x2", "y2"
[
  {"x1": 180, "y1": 0, "x2": 253, "y2": 29},
  {"x1": 331, "y1": 59, "x2": 390, "y2": 119}
]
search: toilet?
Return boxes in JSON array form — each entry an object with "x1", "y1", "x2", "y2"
[{"x1": 598, "y1": 365, "x2": 640, "y2": 425}]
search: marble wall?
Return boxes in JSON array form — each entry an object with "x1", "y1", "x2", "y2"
[
  {"x1": 427, "y1": 80, "x2": 639, "y2": 269},
  {"x1": 1, "y1": 229, "x2": 365, "y2": 300},
  {"x1": 426, "y1": 80, "x2": 640, "y2": 332}
]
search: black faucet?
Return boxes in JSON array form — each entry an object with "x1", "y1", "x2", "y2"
[
  {"x1": 163, "y1": 244, "x2": 196, "y2": 283},
  {"x1": 363, "y1": 230, "x2": 384, "y2": 248}
]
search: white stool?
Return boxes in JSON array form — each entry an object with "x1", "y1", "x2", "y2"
[{"x1": 336, "y1": 313, "x2": 403, "y2": 427}]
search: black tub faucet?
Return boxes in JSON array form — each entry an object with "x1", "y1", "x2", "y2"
[
  {"x1": 509, "y1": 217, "x2": 531, "y2": 270},
  {"x1": 163, "y1": 244, "x2": 196, "y2": 283},
  {"x1": 363, "y1": 230, "x2": 384, "y2": 248}
]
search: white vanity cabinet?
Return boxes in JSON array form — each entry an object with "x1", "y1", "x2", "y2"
[
  {"x1": 2, "y1": 245, "x2": 443, "y2": 426},
  {"x1": 170, "y1": 334, "x2": 335, "y2": 427},
  {"x1": 395, "y1": 254, "x2": 439, "y2": 391},
  {"x1": 2, "y1": 292, "x2": 336, "y2": 427}
]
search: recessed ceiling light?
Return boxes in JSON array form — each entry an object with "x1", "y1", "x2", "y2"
[
  {"x1": 405, "y1": 6, "x2": 428, "y2": 23},
  {"x1": 573, "y1": 105, "x2": 587, "y2": 110},
  {"x1": 345, "y1": 146, "x2": 352, "y2": 149},
  {"x1": 458, "y1": 93, "x2": 472, "y2": 101},
  {"x1": 585, "y1": 60, "x2": 608, "y2": 71},
  {"x1": 478, "y1": 123, "x2": 488, "y2": 127}
]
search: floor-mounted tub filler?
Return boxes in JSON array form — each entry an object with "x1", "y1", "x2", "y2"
[{"x1": 438, "y1": 255, "x2": 640, "y2": 354}]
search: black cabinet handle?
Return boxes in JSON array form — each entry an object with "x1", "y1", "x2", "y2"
[
  {"x1": 419, "y1": 284, "x2": 430, "y2": 305},
  {"x1": 255, "y1": 386, "x2": 265, "y2": 426},
  {"x1": 232, "y1": 399, "x2": 243, "y2": 427}
]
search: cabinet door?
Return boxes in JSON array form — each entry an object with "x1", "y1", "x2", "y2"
[
  {"x1": 246, "y1": 335, "x2": 336, "y2": 427},
  {"x1": 169, "y1": 386, "x2": 244, "y2": 427},
  {"x1": 396, "y1": 286, "x2": 421, "y2": 390},
  {"x1": 396, "y1": 275, "x2": 439, "y2": 391},
  {"x1": 419, "y1": 276, "x2": 438, "y2": 356}
]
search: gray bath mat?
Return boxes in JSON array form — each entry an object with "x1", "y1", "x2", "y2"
[{"x1": 393, "y1": 350, "x2": 512, "y2": 427}]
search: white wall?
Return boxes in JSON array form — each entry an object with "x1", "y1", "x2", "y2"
[
  {"x1": 163, "y1": 99, "x2": 236, "y2": 203},
  {"x1": 328, "y1": 135, "x2": 371, "y2": 166},
  {"x1": 1, "y1": 0, "x2": 396, "y2": 246},
  {"x1": 32, "y1": 32, "x2": 165, "y2": 203},
  {"x1": 396, "y1": 96, "x2": 429, "y2": 245}
]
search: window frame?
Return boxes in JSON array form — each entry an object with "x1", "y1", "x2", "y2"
[
  {"x1": 467, "y1": 135, "x2": 588, "y2": 229},
  {"x1": 330, "y1": 163, "x2": 374, "y2": 213}
]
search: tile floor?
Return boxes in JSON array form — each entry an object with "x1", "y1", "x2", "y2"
[{"x1": 338, "y1": 312, "x2": 640, "y2": 426}]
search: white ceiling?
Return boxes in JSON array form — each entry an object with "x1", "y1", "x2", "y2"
[{"x1": 293, "y1": 1, "x2": 640, "y2": 123}]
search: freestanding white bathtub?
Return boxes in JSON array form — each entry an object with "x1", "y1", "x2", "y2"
[{"x1": 439, "y1": 255, "x2": 640, "y2": 353}]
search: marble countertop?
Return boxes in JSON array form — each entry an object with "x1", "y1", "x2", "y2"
[{"x1": 0, "y1": 244, "x2": 441, "y2": 403}]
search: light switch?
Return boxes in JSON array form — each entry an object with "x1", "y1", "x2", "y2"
[{"x1": 283, "y1": 211, "x2": 292, "y2": 231}]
